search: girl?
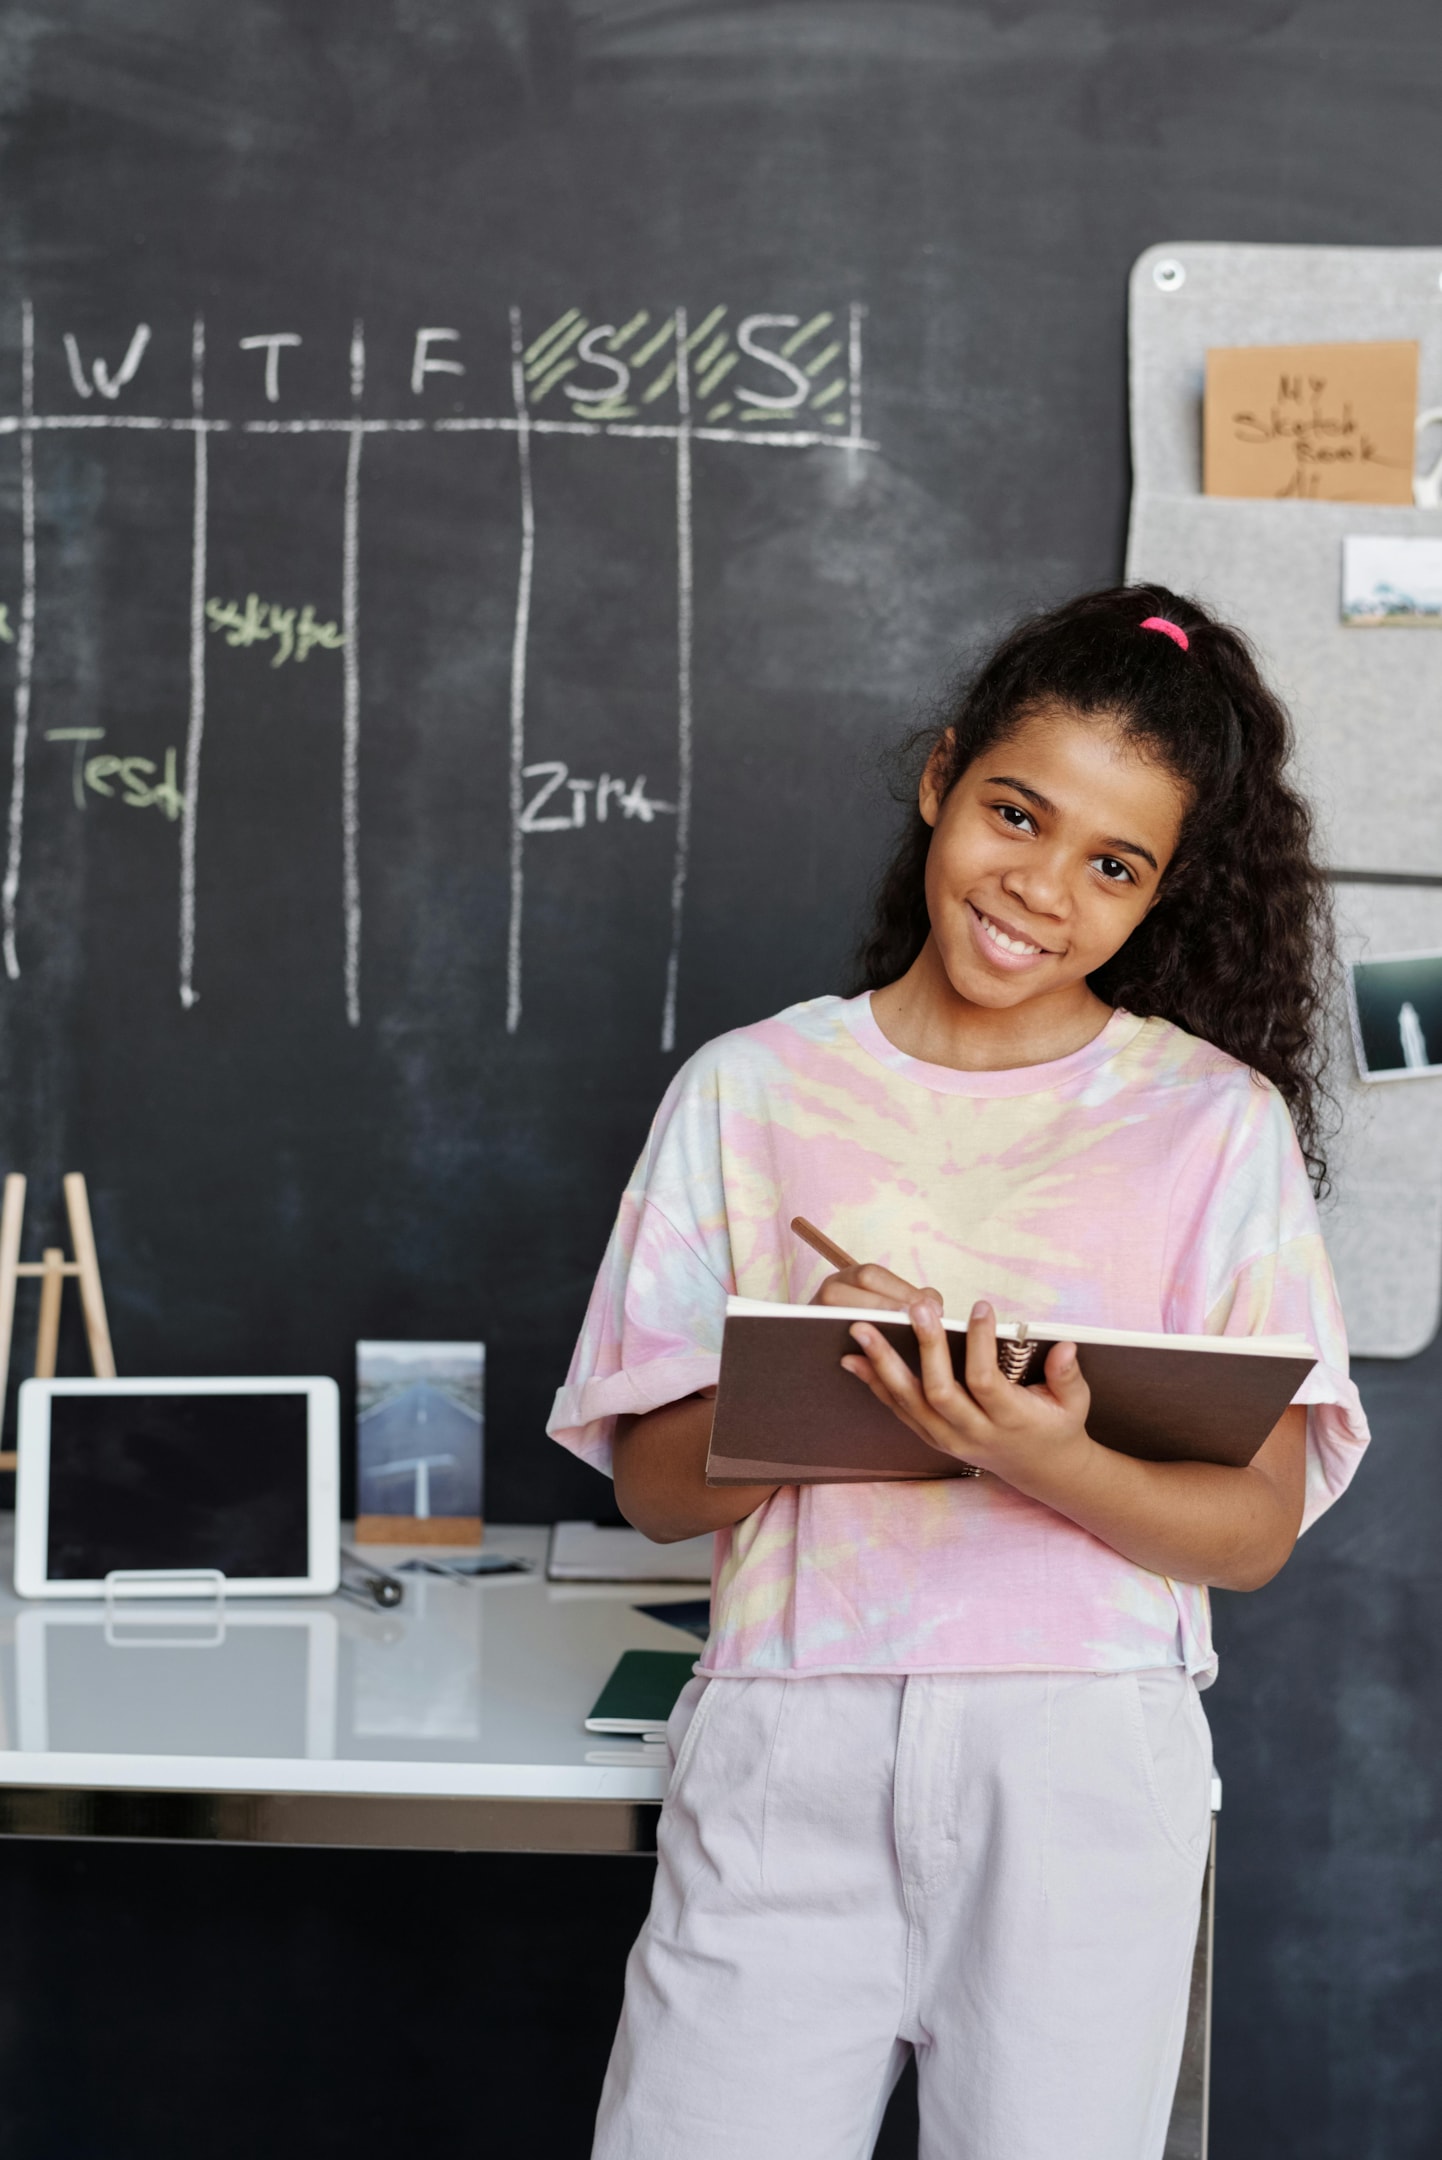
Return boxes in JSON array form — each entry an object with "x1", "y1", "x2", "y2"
[{"x1": 549, "y1": 586, "x2": 1368, "y2": 2160}]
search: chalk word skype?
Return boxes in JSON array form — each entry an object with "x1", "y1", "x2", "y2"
[{"x1": 206, "y1": 595, "x2": 345, "y2": 667}]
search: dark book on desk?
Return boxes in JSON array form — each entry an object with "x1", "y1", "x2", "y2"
[
  {"x1": 706, "y1": 1297, "x2": 1317, "y2": 1485},
  {"x1": 585, "y1": 1649, "x2": 698, "y2": 1737}
]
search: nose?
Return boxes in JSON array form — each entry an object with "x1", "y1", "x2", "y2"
[{"x1": 1000, "y1": 847, "x2": 1069, "y2": 924}]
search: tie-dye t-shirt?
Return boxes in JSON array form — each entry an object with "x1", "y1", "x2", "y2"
[{"x1": 548, "y1": 994, "x2": 1368, "y2": 1685}]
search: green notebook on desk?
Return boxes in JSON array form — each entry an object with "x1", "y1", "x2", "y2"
[{"x1": 585, "y1": 1650, "x2": 698, "y2": 1737}]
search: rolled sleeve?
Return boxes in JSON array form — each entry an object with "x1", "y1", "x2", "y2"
[
  {"x1": 547, "y1": 1194, "x2": 730, "y2": 1477},
  {"x1": 1207, "y1": 1230, "x2": 1370, "y2": 1533}
]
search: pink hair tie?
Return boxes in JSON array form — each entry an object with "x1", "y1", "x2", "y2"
[{"x1": 1140, "y1": 615, "x2": 1189, "y2": 652}]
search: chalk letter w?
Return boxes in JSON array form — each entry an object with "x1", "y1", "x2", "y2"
[{"x1": 63, "y1": 324, "x2": 152, "y2": 401}]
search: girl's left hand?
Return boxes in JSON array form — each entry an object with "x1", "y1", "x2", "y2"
[{"x1": 841, "y1": 1297, "x2": 1096, "y2": 1495}]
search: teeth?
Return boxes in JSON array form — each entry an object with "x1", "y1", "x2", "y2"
[{"x1": 978, "y1": 910, "x2": 1042, "y2": 956}]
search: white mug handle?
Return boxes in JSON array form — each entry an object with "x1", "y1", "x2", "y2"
[{"x1": 1414, "y1": 407, "x2": 1442, "y2": 506}]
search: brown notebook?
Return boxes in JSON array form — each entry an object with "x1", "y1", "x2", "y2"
[{"x1": 706, "y1": 1298, "x2": 1317, "y2": 1485}]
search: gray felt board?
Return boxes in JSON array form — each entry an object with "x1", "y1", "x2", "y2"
[{"x1": 1126, "y1": 244, "x2": 1442, "y2": 1357}]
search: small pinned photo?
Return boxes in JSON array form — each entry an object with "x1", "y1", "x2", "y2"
[
  {"x1": 1348, "y1": 950, "x2": 1442, "y2": 1082},
  {"x1": 1341, "y1": 534, "x2": 1442, "y2": 627},
  {"x1": 355, "y1": 1340, "x2": 484, "y2": 1546}
]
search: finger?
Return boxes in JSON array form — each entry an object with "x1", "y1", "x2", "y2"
[
  {"x1": 814, "y1": 1275, "x2": 908, "y2": 1309},
  {"x1": 1042, "y1": 1340, "x2": 1091, "y2": 1420},
  {"x1": 849, "y1": 1321, "x2": 936, "y2": 1420},
  {"x1": 910, "y1": 1300, "x2": 965, "y2": 1412},
  {"x1": 831, "y1": 1263, "x2": 940, "y2": 1311},
  {"x1": 850, "y1": 1321, "x2": 980, "y2": 1447},
  {"x1": 840, "y1": 1355, "x2": 934, "y2": 1442},
  {"x1": 851, "y1": 1263, "x2": 928, "y2": 1305},
  {"x1": 963, "y1": 1299, "x2": 1008, "y2": 1407}
]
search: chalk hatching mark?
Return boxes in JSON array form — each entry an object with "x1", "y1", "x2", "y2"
[
  {"x1": 526, "y1": 317, "x2": 587, "y2": 387},
  {"x1": 781, "y1": 313, "x2": 832, "y2": 358},
  {"x1": 522, "y1": 308, "x2": 580, "y2": 368},
  {"x1": 629, "y1": 318, "x2": 675, "y2": 370}
]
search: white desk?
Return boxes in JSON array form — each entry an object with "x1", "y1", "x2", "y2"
[
  {"x1": 0, "y1": 1516, "x2": 1214, "y2": 2152},
  {"x1": 0, "y1": 1524, "x2": 682, "y2": 1853}
]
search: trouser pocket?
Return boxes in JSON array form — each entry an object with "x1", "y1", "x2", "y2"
[{"x1": 1125, "y1": 1669, "x2": 1213, "y2": 1871}]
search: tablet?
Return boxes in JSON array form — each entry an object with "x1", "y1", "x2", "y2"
[{"x1": 14, "y1": 1378, "x2": 340, "y2": 1599}]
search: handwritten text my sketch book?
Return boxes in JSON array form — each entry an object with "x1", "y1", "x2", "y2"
[{"x1": 706, "y1": 1298, "x2": 1317, "y2": 1485}]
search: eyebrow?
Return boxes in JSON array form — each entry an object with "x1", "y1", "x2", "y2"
[{"x1": 984, "y1": 775, "x2": 1160, "y2": 875}]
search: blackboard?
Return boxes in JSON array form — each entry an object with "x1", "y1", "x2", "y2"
[{"x1": 1, "y1": 8, "x2": 1440, "y2": 2159}]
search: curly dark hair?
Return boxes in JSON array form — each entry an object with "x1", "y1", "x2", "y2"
[{"x1": 854, "y1": 584, "x2": 1337, "y2": 1190}]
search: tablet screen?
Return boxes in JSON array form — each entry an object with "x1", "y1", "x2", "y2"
[{"x1": 45, "y1": 1392, "x2": 311, "y2": 1581}]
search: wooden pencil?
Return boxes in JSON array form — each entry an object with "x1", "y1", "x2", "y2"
[{"x1": 790, "y1": 1215, "x2": 858, "y2": 1273}]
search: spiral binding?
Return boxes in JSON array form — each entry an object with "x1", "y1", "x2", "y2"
[{"x1": 996, "y1": 1326, "x2": 1036, "y2": 1383}]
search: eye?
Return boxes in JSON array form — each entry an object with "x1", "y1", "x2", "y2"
[
  {"x1": 1092, "y1": 855, "x2": 1134, "y2": 885},
  {"x1": 995, "y1": 802, "x2": 1034, "y2": 833}
]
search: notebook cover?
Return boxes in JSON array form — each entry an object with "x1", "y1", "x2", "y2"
[
  {"x1": 706, "y1": 1312, "x2": 1317, "y2": 1483},
  {"x1": 548, "y1": 1522, "x2": 714, "y2": 1582},
  {"x1": 584, "y1": 1648, "x2": 698, "y2": 1733}
]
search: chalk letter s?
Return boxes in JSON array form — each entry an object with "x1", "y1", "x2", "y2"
[
  {"x1": 735, "y1": 316, "x2": 810, "y2": 412},
  {"x1": 563, "y1": 326, "x2": 630, "y2": 405}
]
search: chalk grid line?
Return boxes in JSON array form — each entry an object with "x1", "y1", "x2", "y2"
[
  {"x1": 504, "y1": 307, "x2": 536, "y2": 1037},
  {"x1": 0, "y1": 414, "x2": 874, "y2": 451},
  {"x1": 660, "y1": 308, "x2": 693, "y2": 1056},
  {"x1": 178, "y1": 314, "x2": 207, "y2": 1008},
  {"x1": 341, "y1": 320, "x2": 364, "y2": 1028},
  {"x1": 2, "y1": 303, "x2": 874, "y2": 1037},
  {"x1": 2, "y1": 302, "x2": 35, "y2": 982}
]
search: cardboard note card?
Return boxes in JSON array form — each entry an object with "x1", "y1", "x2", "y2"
[{"x1": 1204, "y1": 340, "x2": 1418, "y2": 503}]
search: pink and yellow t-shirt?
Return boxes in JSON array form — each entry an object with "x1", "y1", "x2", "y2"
[{"x1": 548, "y1": 994, "x2": 1368, "y2": 1685}]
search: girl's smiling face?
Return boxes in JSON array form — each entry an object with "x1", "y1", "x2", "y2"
[{"x1": 919, "y1": 702, "x2": 1188, "y2": 1015}]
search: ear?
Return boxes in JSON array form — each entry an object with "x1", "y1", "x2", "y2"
[{"x1": 918, "y1": 732, "x2": 953, "y2": 829}]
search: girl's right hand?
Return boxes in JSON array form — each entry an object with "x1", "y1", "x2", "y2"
[{"x1": 811, "y1": 1264, "x2": 944, "y2": 1315}]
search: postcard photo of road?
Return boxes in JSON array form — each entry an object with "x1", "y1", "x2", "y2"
[{"x1": 355, "y1": 1340, "x2": 484, "y2": 1544}]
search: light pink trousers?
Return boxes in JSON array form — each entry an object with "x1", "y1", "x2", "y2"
[{"x1": 593, "y1": 1668, "x2": 1213, "y2": 2160}]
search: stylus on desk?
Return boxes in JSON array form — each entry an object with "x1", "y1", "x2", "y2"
[{"x1": 339, "y1": 1547, "x2": 404, "y2": 1608}]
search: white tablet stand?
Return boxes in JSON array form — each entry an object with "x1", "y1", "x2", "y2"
[
  {"x1": 103, "y1": 1569, "x2": 226, "y2": 1645},
  {"x1": 0, "y1": 1172, "x2": 116, "y2": 1471}
]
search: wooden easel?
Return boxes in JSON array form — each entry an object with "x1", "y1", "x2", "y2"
[{"x1": 0, "y1": 1173, "x2": 116, "y2": 1471}]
